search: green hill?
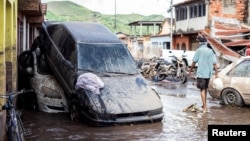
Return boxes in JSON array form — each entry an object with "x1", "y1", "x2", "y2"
[{"x1": 45, "y1": 1, "x2": 165, "y2": 34}]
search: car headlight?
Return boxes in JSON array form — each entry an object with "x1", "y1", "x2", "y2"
[
  {"x1": 212, "y1": 78, "x2": 223, "y2": 91},
  {"x1": 41, "y1": 86, "x2": 62, "y2": 99}
]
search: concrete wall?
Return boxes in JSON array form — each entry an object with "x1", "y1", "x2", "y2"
[{"x1": 0, "y1": 0, "x2": 18, "y2": 140}]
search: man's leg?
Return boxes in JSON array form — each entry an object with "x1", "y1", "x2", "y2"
[{"x1": 201, "y1": 89, "x2": 207, "y2": 112}]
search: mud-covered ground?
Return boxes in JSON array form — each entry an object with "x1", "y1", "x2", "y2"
[{"x1": 21, "y1": 77, "x2": 250, "y2": 141}]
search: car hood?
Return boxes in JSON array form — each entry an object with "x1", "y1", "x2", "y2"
[{"x1": 79, "y1": 74, "x2": 163, "y2": 114}]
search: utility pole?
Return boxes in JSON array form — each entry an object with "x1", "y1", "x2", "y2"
[
  {"x1": 170, "y1": 0, "x2": 173, "y2": 50},
  {"x1": 114, "y1": 0, "x2": 117, "y2": 33}
]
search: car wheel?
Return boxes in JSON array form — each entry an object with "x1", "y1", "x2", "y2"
[
  {"x1": 70, "y1": 99, "x2": 81, "y2": 122},
  {"x1": 221, "y1": 88, "x2": 244, "y2": 107}
]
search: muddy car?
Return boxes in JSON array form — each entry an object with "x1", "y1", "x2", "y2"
[
  {"x1": 208, "y1": 56, "x2": 250, "y2": 106},
  {"x1": 18, "y1": 49, "x2": 69, "y2": 113},
  {"x1": 32, "y1": 21, "x2": 164, "y2": 126}
]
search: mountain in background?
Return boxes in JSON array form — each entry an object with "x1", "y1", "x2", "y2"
[{"x1": 45, "y1": 1, "x2": 165, "y2": 34}]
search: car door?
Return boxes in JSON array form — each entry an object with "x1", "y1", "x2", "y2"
[
  {"x1": 45, "y1": 24, "x2": 74, "y2": 96},
  {"x1": 229, "y1": 59, "x2": 250, "y2": 101},
  {"x1": 59, "y1": 33, "x2": 77, "y2": 96}
]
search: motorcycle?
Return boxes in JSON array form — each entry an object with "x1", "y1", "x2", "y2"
[
  {"x1": 140, "y1": 57, "x2": 159, "y2": 79},
  {"x1": 155, "y1": 54, "x2": 188, "y2": 84}
]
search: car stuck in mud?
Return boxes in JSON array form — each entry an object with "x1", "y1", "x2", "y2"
[{"x1": 25, "y1": 21, "x2": 164, "y2": 126}]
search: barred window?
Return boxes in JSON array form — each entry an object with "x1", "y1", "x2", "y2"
[{"x1": 189, "y1": 2, "x2": 206, "y2": 19}]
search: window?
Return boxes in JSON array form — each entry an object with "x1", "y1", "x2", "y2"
[
  {"x1": 48, "y1": 25, "x2": 64, "y2": 50},
  {"x1": 189, "y1": 2, "x2": 206, "y2": 19},
  {"x1": 163, "y1": 42, "x2": 170, "y2": 49},
  {"x1": 231, "y1": 60, "x2": 250, "y2": 77},
  {"x1": 198, "y1": 4, "x2": 206, "y2": 17},
  {"x1": 176, "y1": 43, "x2": 180, "y2": 50},
  {"x1": 61, "y1": 34, "x2": 75, "y2": 62},
  {"x1": 176, "y1": 7, "x2": 187, "y2": 21},
  {"x1": 77, "y1": 43, "x2": 138, "y2": 74},
  {"x1": 181, "y1": 43, "x2": 186, "y2": 50}
]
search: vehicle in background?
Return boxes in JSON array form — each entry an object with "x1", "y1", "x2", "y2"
[
  {"x1": 32, "y1": 21, "x2": 164, "y2": 126},
  {"x1": 160, "y1": 49, "x2": 195, "y2": 69},
  {"x1": 18, "y1": 49, "x2": 69, "y2": 113},
  {"x1": 208, "y1": 56, "x2": 250, "y2": 107},
  {"x1": 165, "y1": 54, "x2": 187, "y2": 84}
]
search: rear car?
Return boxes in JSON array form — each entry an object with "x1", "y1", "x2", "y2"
[
  {"x1": 18, "y1": 49, "x2": 69, "y2": 113},
  {"x1": 208, "y1": 56, "x2": 250, "y2": 106},
  {"x1": 33, "y1": 21, "x2": 164, "y2": 126}
]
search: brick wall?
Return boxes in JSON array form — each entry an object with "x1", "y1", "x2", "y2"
[{"x1": 209, "y1": 0, "x2": 247, "y2": 22}]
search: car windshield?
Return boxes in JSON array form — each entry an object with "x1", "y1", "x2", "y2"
[{"x1": 77, "y1": 43, "x2": 139, "y2": 74}]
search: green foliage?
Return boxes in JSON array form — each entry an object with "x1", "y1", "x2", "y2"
[{"x1": 46, "y1": 1, "x2": 165, "y2": 34}]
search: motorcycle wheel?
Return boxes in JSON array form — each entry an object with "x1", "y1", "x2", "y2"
[
  {"x1": 167, "y1": 66, "x2": 187, "y2": 84},
  {"x1": 178, "y1": 68, "x2": 187, "y2": 84},
  {"x1": 168, "y1": 66, "x2": 176, "y2": 77},
  {"x1": 157, "y1": 74, "x2": 167, "y2": 81}
]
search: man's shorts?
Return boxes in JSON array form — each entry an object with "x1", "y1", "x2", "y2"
[{"x1": 196, "y1": 78, "x2": 210, "y2": 89}]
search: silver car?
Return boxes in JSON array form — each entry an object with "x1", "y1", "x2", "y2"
[
  {"x1": 18, "y1": 49, "x2": 69, "y2": 113},
  {"x1": 208, "y1": 56, "x2": 250, "y2": 106}
]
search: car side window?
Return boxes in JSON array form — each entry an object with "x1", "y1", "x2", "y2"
[
  {"x1": 231, "y1": 60, "x2": 250, "y2": 77},
  {"x1": 61, "y1": 34, "x2": 75, "y2": 61},
  {"x1": 47, "y1": 25, "x2": 64, "y2": 51}
]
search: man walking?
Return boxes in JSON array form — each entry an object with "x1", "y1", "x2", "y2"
[{"x1": 188, "y1": 34, "x2": 218, "y2": 113}]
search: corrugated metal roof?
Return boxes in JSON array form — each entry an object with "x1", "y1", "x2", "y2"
[{"x1": 201, "y1": 31, "x2": 241, "y2": 62}]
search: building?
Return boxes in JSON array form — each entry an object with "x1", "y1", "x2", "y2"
[
  {"x1": 128, "y1": 20, "x2": 173, "y2": 59},
  {"x1": 0, "y1": 0, "x2": 46, "y2": 140},
  {"x1": 173, "y1": 0, "x2": 208, "y2": 51},
  {"x1": 173, "y1": 0, "x2": 250, "y2": 52}
]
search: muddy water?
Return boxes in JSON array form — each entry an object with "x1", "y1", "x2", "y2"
[{"x1": 21, "y1": 79, "x2": 250, "y2": 141}]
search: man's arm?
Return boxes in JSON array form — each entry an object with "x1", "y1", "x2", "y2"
[
  {"x1": 188, "y1": 62, "x2": 196, "y2": 75},
  {"x1": 213, "y1": 64, "x2": 218, "y2": 78}
]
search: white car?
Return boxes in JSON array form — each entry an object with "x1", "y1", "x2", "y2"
[
  {"x1": 18, "y1": 49, "x2": 69, "y2": 113},
  {"x1": 208, "y1": 56, "x2": 250, "y2": 106}
]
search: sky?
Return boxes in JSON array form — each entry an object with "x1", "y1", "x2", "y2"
[{"x1": 42, "y1": 0, "x2": 185, "y2": 17}]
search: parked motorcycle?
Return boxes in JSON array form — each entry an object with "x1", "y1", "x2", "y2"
[
  {"x1": 155, "y1": 54, "x2": 187, "y2": 84},
  {"x1": 140, "y1": 57, "x2": 159, "y2": 79}
]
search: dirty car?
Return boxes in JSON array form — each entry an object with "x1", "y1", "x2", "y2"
[
  {"x1": 18, "y1": 49, "x2": 69, "y2": 113},
  {"x1": 208, "y1": 56, "x2": 250, "y2": 107},
  {"x1": 33, "y1": 21, "x2": 164, "y2": 126}
]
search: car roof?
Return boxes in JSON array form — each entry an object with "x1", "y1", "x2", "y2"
[{"x1": 43, "y1": 21, "x2": 122, "y2": 44}]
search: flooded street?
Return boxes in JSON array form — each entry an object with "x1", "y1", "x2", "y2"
[{"x1": 21, "y1": 78, "x2": 250, "y2": 141}]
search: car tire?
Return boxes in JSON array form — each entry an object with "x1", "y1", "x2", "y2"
[
  {"x1": 221, "y1": 88, "x2": 244, "y2": 107},
  {"x1": 70, "y1": 99, "x2": 81, "y2": 122}
]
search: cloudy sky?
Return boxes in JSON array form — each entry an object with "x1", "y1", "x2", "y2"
[{"x1": 42, "y1": 0, "x2": 185, "y2": 17}]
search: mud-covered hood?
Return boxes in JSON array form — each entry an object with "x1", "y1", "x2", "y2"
[{"x1": 82, "y1": 74, "x2": 163, "y2": 114}]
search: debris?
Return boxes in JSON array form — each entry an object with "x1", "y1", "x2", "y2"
[{"x1": 183, "y1": 103, "x2": 201, "y2": 112}]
